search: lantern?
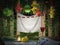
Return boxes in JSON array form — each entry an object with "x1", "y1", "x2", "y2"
[
  {"x1": 23, "y1": 5, "x2": 31, "y2": 14},
  {"x1": 16, "y1": 3, "x2": 23, "y2": 13},
  {"x1": 3, "y1": 8, "x2": 13, "y2": 17},
  {"x1": 49, "y1": 6, "x2": 55, "y2": 18}
]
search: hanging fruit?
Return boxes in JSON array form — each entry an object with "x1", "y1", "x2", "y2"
[
  {"x1": 49, "y1": 6, "x2": 55, "y2": 18},
  {"x1": 23, "y1": 5, "x2": 31, "y2": 14},
  {"x1": 3, "y1": 8, "x2": 13, "y2": 17}
]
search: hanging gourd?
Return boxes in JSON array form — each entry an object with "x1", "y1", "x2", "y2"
[
  {"x1": 49, "y1": 6, "x2": 55, "y2": 18},
  {"x1": 36, "y1": 9, "x2": 41, "y2": 17},
  {"x1": 23, "y1": 5, "x2": 31, "y2": 14},
  {"x1": 3, "y1": 8, "x2": 13, "y2": 17},
  {"x1": 16, "y1": 0, "x2": 23, "y2": 13},
  {"x1": 31, "y1": 0, "x2": 39, "y2": 14}
]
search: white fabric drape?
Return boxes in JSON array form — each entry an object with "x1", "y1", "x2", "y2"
[{"x1": 17, "y1": 13, "x2": 41, "y2": 33}]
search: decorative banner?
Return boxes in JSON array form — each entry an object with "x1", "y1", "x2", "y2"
[
  {"x1": 3, "y1": 8, "x2": 13, "y2": 17},
  {"x1": 17, "y1": 13, "x2": 41, "y2": 33}
]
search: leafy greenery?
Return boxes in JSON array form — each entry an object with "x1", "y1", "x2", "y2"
[{"x1": 20, "y1": 32, "x2": 39, "y2": 41}]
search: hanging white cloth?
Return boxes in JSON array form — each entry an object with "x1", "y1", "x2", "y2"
[{"x1": 17, "y1": 13, "x2": 41, "y2": 33}]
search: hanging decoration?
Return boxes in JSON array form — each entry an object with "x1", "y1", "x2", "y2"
[
  {"x1": 31, "y1": 7, "x2": 38, "y2": 14},
  {"x1": 16, "y1": 3, "x2": 23, "y2": 13},
  {"x1": 23, "y1": 5, "x2": 31, "y2": 14},
  {"x1": 16, "y1": 0, "x2": 23, "y2": 13},
  {"x1": 36, "y1": 9, "x2": 41, "y2": 17},
  {"x1": 31, "y1": 0, "x2": 39, "y2": 14},
  {"x1": 3, "y1": 8, "x2": 13, "y2": 17},
  {"x1": 49, "y1": 0, "x2": 55, "y2": 18},
  {"x1": 49, "y1": 6, "x2": 55, "y2": 18},
  {"x1": 31, "y1": 0, "x2": 39, "y2": 8}
]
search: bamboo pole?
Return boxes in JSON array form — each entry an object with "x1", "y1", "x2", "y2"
[
  {"x1": 48, "y1": 19, "x2": 52, "y2": 37},
  {"x1": 41, "y1": 15, "x2": 45, "y2": 37},
  {"x1": 3, "y1": 19, "x2": 7, "y2": 37},
  {"x1": 10, "y1": 17, "x2": 14, "y2": 37},
  {"x1": 39, "y1": 14, "x2": 46, "y2": 37},
  {"x1": 16, "y1": 13, "x2": 20, "y2": 36},
  {"x1": 39, "y1": 16, "x2": 42, "y2": 37},
  {"x1": 3, "y1": 19, "x2": 7, "y2": 29}
]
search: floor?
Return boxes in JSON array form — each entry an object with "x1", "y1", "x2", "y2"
[{"x1": 4, "y1": 38, "x2": 60, "y2": 45}]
